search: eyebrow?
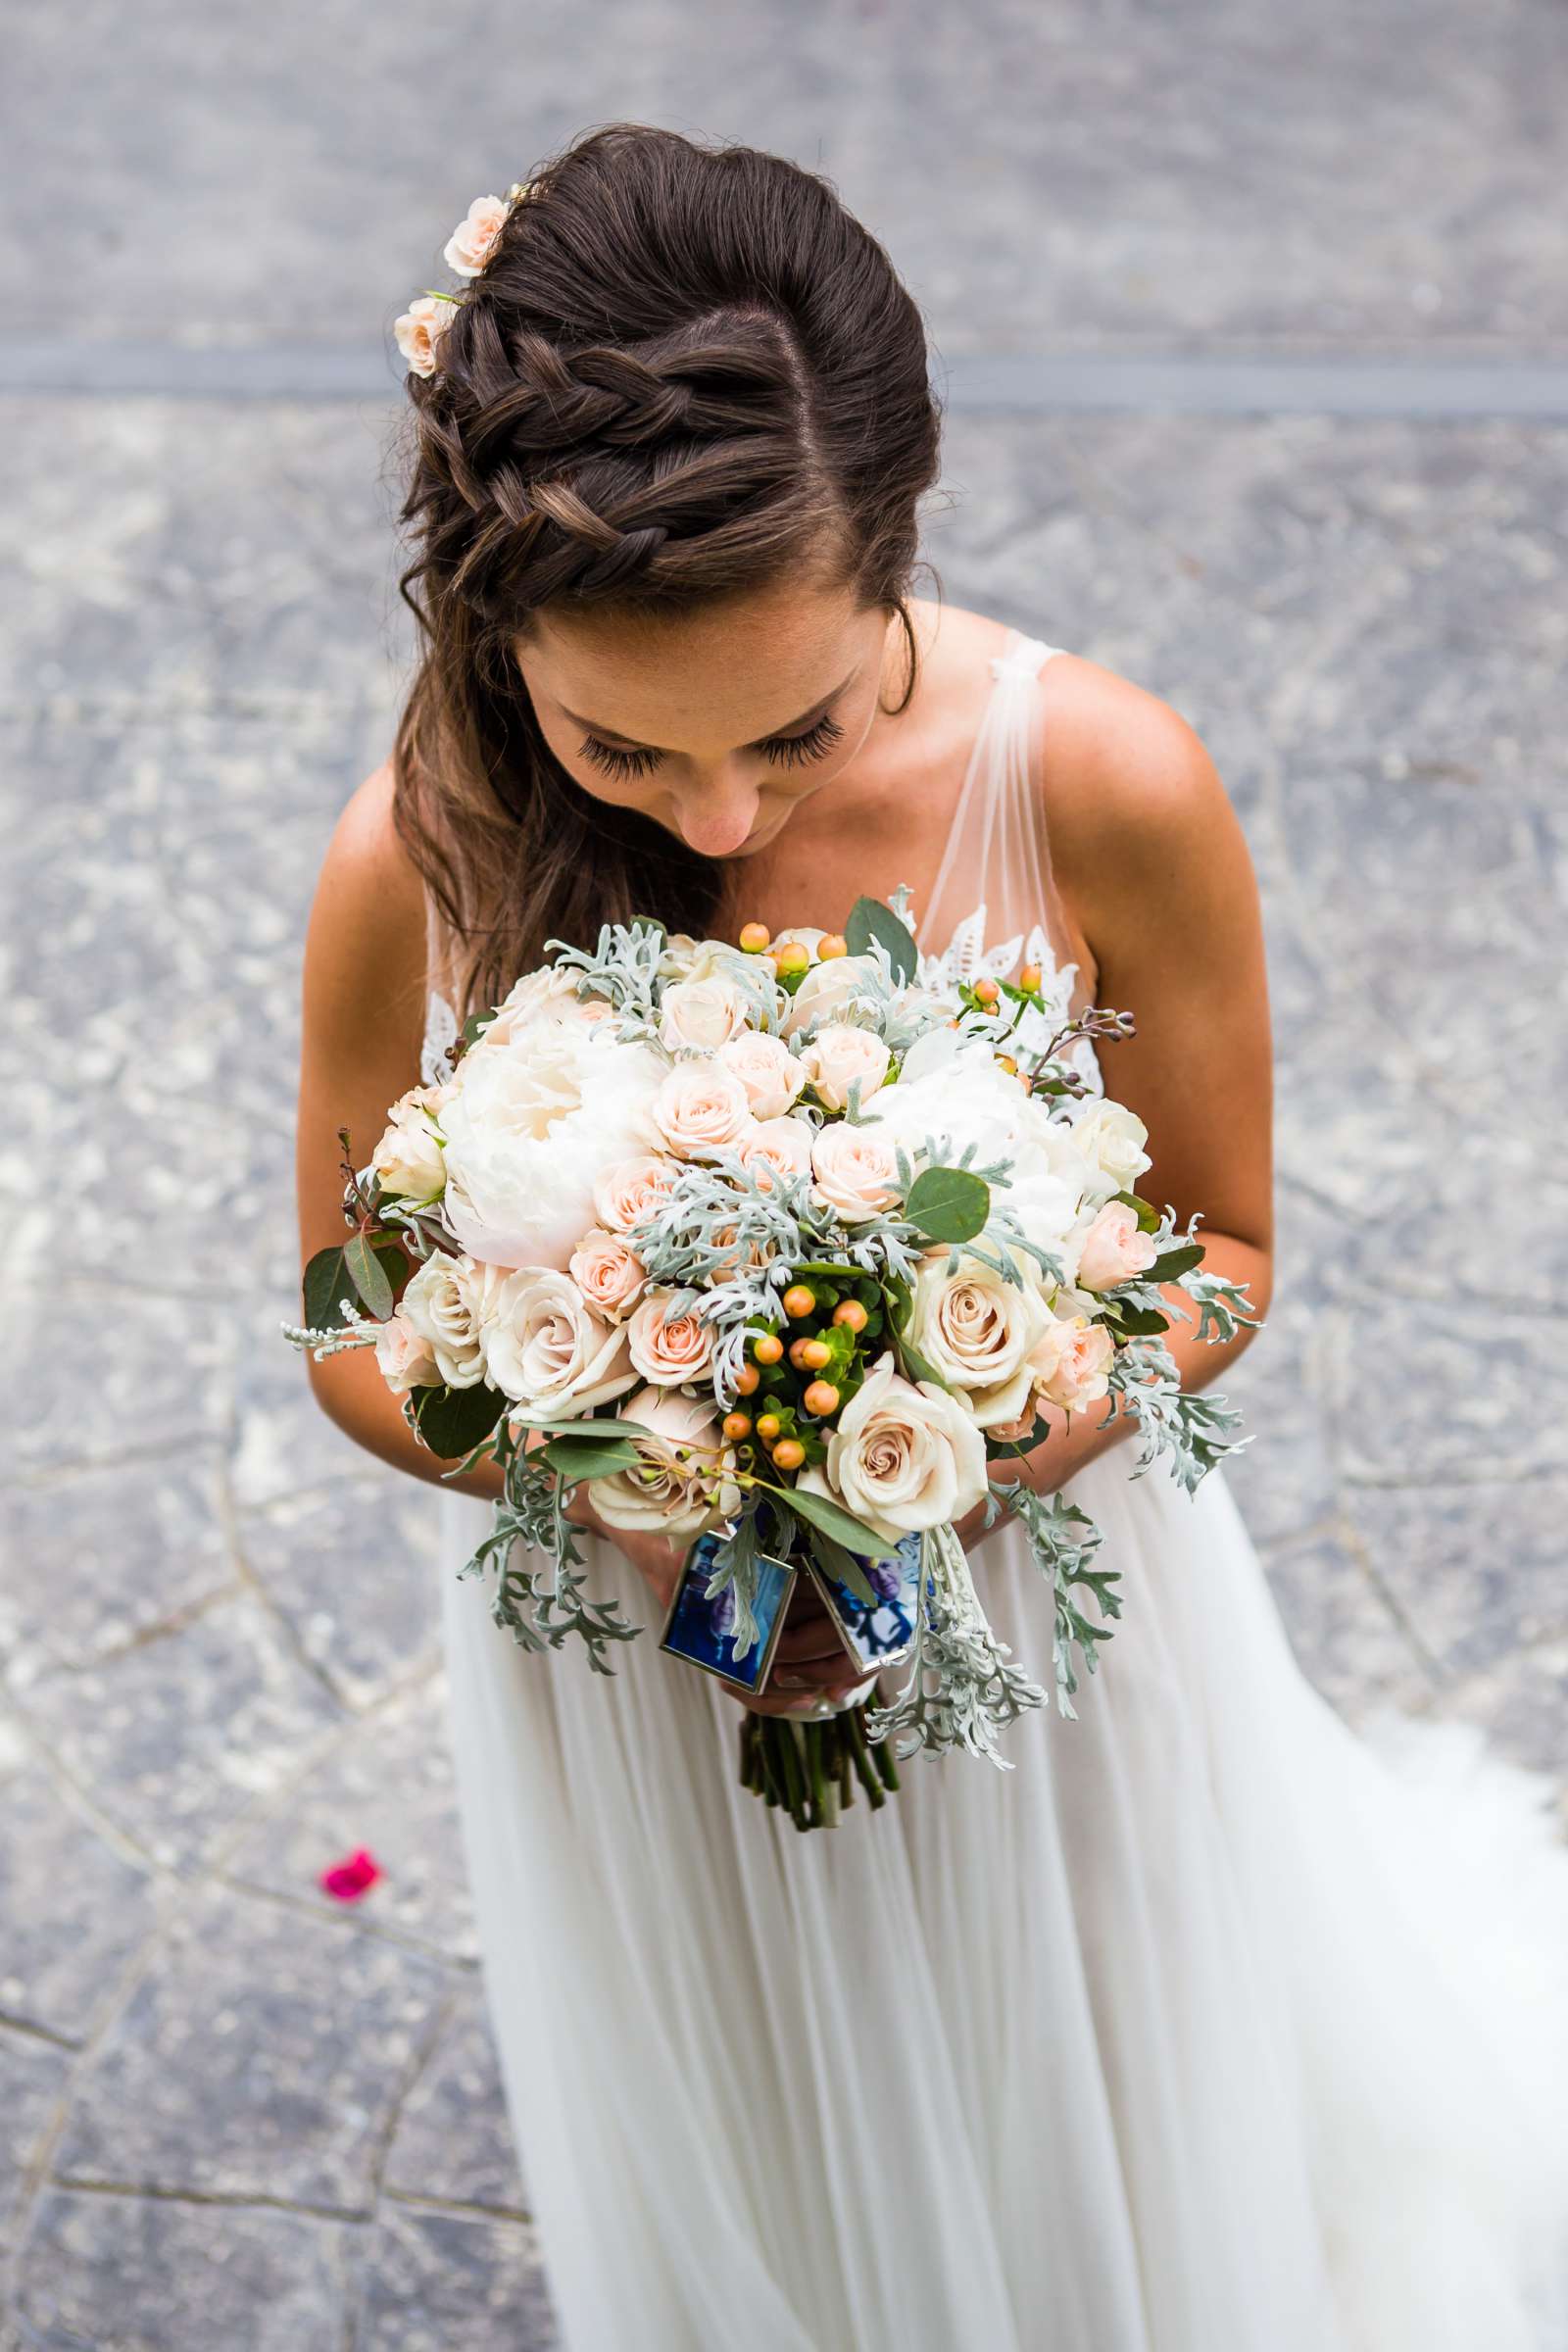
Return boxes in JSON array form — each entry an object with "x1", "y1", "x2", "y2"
[{"x1": 559, "y1": 665, "x2": 858, "y2": 754}]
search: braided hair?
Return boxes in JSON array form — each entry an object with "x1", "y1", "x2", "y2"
[{"x1": 390, "y1": 123, "x2": 943, "y2": 1023}]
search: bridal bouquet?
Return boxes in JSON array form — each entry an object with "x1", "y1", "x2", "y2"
[{"x1": 285, "y1": 893, "x2": 1258, "y2": 1830}]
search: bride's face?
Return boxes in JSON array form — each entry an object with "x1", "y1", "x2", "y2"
[{"x1": 513, "y1": 576, "x2": 895, "y2": 859}]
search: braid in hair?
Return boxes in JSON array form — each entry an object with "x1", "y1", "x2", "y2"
[{"x1": 390, "y1": 123, "x2": 941, "y2": 1023}]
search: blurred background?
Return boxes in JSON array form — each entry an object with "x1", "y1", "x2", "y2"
[{"x1": 4, "y1": 4, "x2": 1566, "y2": 2343}]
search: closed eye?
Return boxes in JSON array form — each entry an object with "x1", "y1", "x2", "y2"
[{"x1": 580, "y1": 710, "x2": 846, "y2": 783}]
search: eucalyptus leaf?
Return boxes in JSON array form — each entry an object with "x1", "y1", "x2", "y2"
[
  {"x1": 782, "y1": 1480, "x2": 903, "y2": 1562},
  {"x1": 1110, "y1": 1190, "x2": 1162, "y2": 1235},
  {"x1": 303, "y1": 1245, "x2": 351, "y2": 1333},
  {"x1": 344, "y1": 1231, "x2": 395, "y2": 1320},
  {"x1": 413, "y1": 1381, "x2": 508, "y2": 1459},
  {"x1": 905, "y1": 1165, "x2": 991, "y2": 1245},
  {"x1": 541, "y1": 1435, "x2": 644, "y2": 1482},
  {"x1": 1152, "y1": 1243, "x2": 1205, "y2": 1281},
  {"x1": 844, "y1": 895, "x2": 918, "y2": 984}
]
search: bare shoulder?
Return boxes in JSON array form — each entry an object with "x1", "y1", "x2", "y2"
[
  {"x1": 302, "y1": 759, "x2": 431, "y2": 1057},
  {"x1": 1032, "y1": 654, "x2": 1258, "y2": 969}
]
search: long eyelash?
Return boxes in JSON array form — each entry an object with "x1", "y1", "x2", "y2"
[
  {"x1": 579, "y1": 709, "x2": 845, "y2": 783},
  {"x1": 580, "y1": 737, "x2": 662, "y2": 781},
  {"x1": 762, "y1": 711, "x2": 844, "y2": 767}
]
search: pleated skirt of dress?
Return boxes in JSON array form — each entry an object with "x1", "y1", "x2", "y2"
[{"x1": 436, "y1": 1451, "x2": 1568, "y2": 2352}]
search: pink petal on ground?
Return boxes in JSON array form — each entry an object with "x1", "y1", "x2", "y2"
[{"x1": 319, "y1": 1847, "x2": 383, "y2": 1901}]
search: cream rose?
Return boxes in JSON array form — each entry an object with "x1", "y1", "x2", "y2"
[
  {"x1": 905, "y1": 1251, "x2": 1051, "y2": 1429},
  {"x1": 715, "y1": 1030, "x2": 807, "y2": 1120},
  {"x1": 568, "y1": 1228, "x2": 647, "y2": 1320},
  {"x1": 1029, "y1": 1314, "x2": 1114, "y2": 1413},
  {"x1": 593, "y1": 1153, "x2": 678, "y2": 1235},
  {"x1": 626, "y1": 1292, "x2": 715, "y2": 1387},
  {"x1": 443, "y1": 193, "x2": 510, "y2": 277},
  {"x1": 399, "y1": 1251, "x2": 491, "y2": 1389},
  {"x1": 659, "y1": 974, "x2": 753, "y2": 1054},
  {"x1": 783, "y1": 953, "x2": 882, "y2": 1037},
  {"x1": 809, "y1": 1122, "x2": 901, "y2": 1223},
  {"x1": 652, "y1": 1061, "x2": 755, "y2": 1159},
  {"x1": 739, "y1": 1117, "x2": 815, "y2": 1190},
  {"x1": 370, "y1": 1084, "x2": 448, "y2": 1203},
  {"x1": 1064, "y1": 1099, "x2": 1152, "y2": 1200},
  {"x1": 588, "y1": 1386, "x2": 738, "y2": 1538},
  {"x1": 803, "y1": 1351, "x2": 988, "y2": 1542},
  {"x1": 799, "y1": 1024, "x2": 891, "y2": 1112},
  {"x1": 477, "y1": 1268, "x2": 636, "y2": 1417},
  {"x1": 393, "y1": 294, "x2": 454, "y2": 379},
  {"x1": 1075, "y1": 1200, "x2": 1160, "y2": 1292},
  {"x1": 373, "y1": 1308, "x2": 439, "y2": 1396}
]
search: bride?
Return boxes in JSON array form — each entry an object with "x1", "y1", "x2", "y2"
[{"x1": 295, "y1": 124, "x2": 1568, "y2": 2348}]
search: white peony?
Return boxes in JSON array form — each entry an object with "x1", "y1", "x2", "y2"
[
  {"x1": 588, "y1": 1386, "x2": 738, "y2": 1538},
  {"x1": 478, "y1": 1266, "x2": 636, "y2": 1416},
  {"x1": 439, "y1": 1023, "x2": 665, "y2": 1271},
  {"x1": 905, "y1": 1250, "x2": 1051, "y2": 1429},
  {"x1": 400, "y1": 1251, "x2": 493, "y2": 1389},
  {"x1": 803, "y1": 1350, "x2": 988, "y2": 1542}
]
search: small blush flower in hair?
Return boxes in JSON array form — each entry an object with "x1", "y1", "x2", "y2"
[
  {"x1": 394, "y1": 291, "x2": 459, "y2": 379},
  {"x1": 443, "y1": 192, "x2": 511, "y2": 278}
]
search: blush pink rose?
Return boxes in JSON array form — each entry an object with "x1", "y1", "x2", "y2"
[
  {"x1": 739, "y1": 1116, "x2": 814, "y2": 1190},
  {"x1": 627, "y1": 1293, "x2": 715, "y2": 1387},
  {"x1": 568, "y1": 1227, "x2": 647, "y2": 1320},
  {"x1": 373, "y1": 1309, "x2": 439, "y2": 1396},
  {"x1": 593, "y1": 1153, "x2": 678, "y2": 1234},
  {"x1": 716, "y1": 1030, "x2": 807, "y2": 1119},
  {"x1": 1075, "y1": 1201, "x2": 1160, "y2": 1292},
  {"x1": 393, "y1": 294, "x2": 455, "y2": 378},
  {"x1": 799, "y1": 1024, "x2": 891, "y2": 1112},
  {"x1": 810, "y1": 1123, "x2": 901, "y2": 1223},
  {"x1": 443, "y1": 194, "x2": 510, "y2": 277},
  {"x1": 652, "y1": 1061, "x2": 755, "y2": 1159},
  {"x1": 1029, "y1": 1315, "x2": 1114, "y2": 1412}
]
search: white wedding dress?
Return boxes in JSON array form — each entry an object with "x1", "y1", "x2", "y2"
[{"x1": 421, "y1": 629, "x2": 1568, "y2": 2350}]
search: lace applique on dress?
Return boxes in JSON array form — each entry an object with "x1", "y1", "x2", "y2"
[
  {"x1": 420, "y1": 987, "x2": 460, "y2": 1089},
  {"x1": 913, "y1": 903, "x2": 1103, "y2": 1100}
]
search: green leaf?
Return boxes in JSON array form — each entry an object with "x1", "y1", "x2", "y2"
[
  {"x1": 522, "y1": 1414, "x2": 661, "y2": 1444},
  {"x1": 1105, "y1": 1301, "x2": 1169, "y2": 1337},
  {"x1": 1110, "y1": 1190, "x2": 1161, "y2": 1235},
  {"x1": 412, "y1": 1381, "x2": 507, "y2": 1459},
  {"x1": 806, "y1": 1529, "x2": 879, "y2": 1609},
  {"x1": 540, "y1": 1434, "x2": 643, "y2": 1482},
  {"x1": 781, "y1": 1480, "x2": 903, "y2": 1561},
  {"x1": 844, "y1": 895, "x2": 917, "y2": 985},
  {"x1": 1152, "y1": 1243, "x2": 1205, "y2": 1281},
  {"x1": 905, "y1": 1165, "x2": 991, "y2": 1245},
  {"x1": 344, "y1": 1231, "x2": 395, "y2": 1319},
  {"x1": 303, "y1": 1245, "x2": 352, "y2": 1333}
]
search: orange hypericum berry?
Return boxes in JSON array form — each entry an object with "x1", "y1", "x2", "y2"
[
  {"x1": 755, "y1": 1411, "x2": 783, "y2": 1442},
  {"x1": 817, "y1": 933, "x2": 848, "y2": 960},
  {"x1": 1018, "y1": 1073, "x2": 1034, "y2": 1094},
  {"x1": 1019, "y1": 962, "x2": 1043, "y2": 993},
  {"x1": 832, "y1": 1298, "x2": 868, "y2": 1332},
  {"x1": 800, "y1": 1338, "x2": 832, "y2": 1370},
  {"x1": 782, "y1": 1283, "x2": 815, "y2": 1319},
  {"x1": 973, "y1": 977, "x2": 1000, "y2": 1006},
  {"x1": 721, "y1": 1411, "x2": 752, "y2": 1442},
  {"x1": 775, "y1": 941, "x2": 810, "y2": 978},
  {"x1": 738, "y1": 921, "x2": 771, "y2": 954},
  {"x1": 803, "y1": 1379, "x2": 840, "y2": 1418},
  {"x1": 752, "y1": 1333, "x2": 784, "y2": 1366},
  {"x1": 788, "y1": 1337, "x2": 814, "y2": 1370},
  {"x1": 733, "y1": 1362, "x2": 760, "y2": 1396},
  {"x1": 996, "y1": 1053, "x2": 1018, "y2": 1076},
  {"x1": 772, "y1": 1438, "x2": 806, "y2": 1472}
]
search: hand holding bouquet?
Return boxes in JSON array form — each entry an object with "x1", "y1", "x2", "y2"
[{"x1": 285, "y1": 893, "x2": 1260, "y2": 1827}]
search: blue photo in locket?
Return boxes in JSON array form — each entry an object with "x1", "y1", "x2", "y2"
[
  {"x1": 659, "y1": 1535, "x2": 798, "y2": 1693},
  {"x1": 807, "y1": 1532, "x2": 924, "y2": 1673}
]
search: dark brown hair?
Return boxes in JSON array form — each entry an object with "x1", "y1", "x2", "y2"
[{"x1": 390, "y1": 122, "x2": 943, "y2": 1023}]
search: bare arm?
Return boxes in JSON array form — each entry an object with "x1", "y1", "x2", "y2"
[{"x1": 958, "y1": 668, "x2": 1275, "y2": 1533}]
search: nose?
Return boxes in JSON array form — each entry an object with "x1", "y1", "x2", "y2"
[{"x1": 671, "y1": 775, "x2": 761, "y2": 858}]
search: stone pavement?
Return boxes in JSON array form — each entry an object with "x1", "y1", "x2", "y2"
[{"x1": 4, "y1": 5, "x2": 1566, "y2": 2344}]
